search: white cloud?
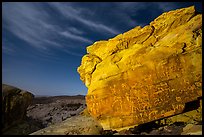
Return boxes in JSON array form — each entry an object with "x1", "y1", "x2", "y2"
[
  {"x1": 117, "y1": 2, "x2": 176, "y2": 12},
  {"x1": 3, "y1": 2, "x2": 175, "y2": 57},
  {"x1": 117, "y1": 2, "x2": 146, "y2": 10},
  {"x1": 63, "y1": 49, "x2": 84, "y2": 57},
  {"x1": 2, "y1": 2, "x2": 92, "y2": 57},
  {"x1": 3, "y1": 3, "x2": 54, "y2": 50},
  {"x1": 49, "y1": 2, "x2": 120, "y2": 35},
  {"x1": 2, "y1": 39, "x2": 15, "y2": 55},
  {"x1": 67, "y1": 27, "x2": 84, "y2": 35},
  {"x1": 115, "y1": 2, "x2": 147, "y2": 25},
  {"x1": 2, "y1": 45, "x2": 15, "y2": 55},
  {"x1": 43, "y1": 39, "x2": 63, "y2": 48},
  {"x1": 154, "y1": 2, "x2": 177, "y2": 12},
  {"x1": 60, "y1": 31, "x2": 93, "y2": 44}
]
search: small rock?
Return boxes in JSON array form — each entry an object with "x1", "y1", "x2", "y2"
[
  {"x1": 163, "y1": 126, "x2": 172, "y2": 133},
  {"x1": 140, "y1": 132, "x2": 148, "y2": 135},
  {"x1": 158, "y1": 127, "x2": 164, "y2": 131},
  {"x1": 182, "y1": 124, "x2": 194, "y2": 131},
  {"x1": 149, "y1": 129, "x2": 159, "y2": 135},
  {"x1": 181, "y1": 124, "x2": 202, "y2": 135},
  {"x1": 113, "y1": 133, "x2": 120, "y2": 135},
  {"x1": 118, "y1": 129, "x2": 132, "y2": 135}
]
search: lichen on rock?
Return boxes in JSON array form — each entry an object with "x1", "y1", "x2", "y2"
[{"x1": 77, "y1": 6, "x2": 202, "y2": 131}]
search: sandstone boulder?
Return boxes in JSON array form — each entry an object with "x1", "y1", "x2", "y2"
[
  {"x1": 77, "y1": 6, "x2": 202, "y2": 131},
  {"x1": 2, "y1": 84, "x2": 34, "y2": 131}
]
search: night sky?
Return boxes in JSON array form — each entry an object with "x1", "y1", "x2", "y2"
[{"x1": 2, "y1": 2, "x2": 202, "y2": 96}]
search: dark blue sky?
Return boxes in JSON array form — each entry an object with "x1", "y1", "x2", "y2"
[{"x1": 2, "y1": 2, "x2": 202, "y2": 96}]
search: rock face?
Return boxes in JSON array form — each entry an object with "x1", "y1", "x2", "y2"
[
  {"x1": 77, "y1": 6, "x2": 202, "y2": 131},
  {"x1": 2, "y1": 84, "x2": 34, "y2": 131}
]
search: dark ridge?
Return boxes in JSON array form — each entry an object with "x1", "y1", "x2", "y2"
[
  {"x1": 131, "y1": 121, "x2": 160, "y2": 134},
  {"x1": 31, "y1": 95, "x2": 85, "y2": 105},
  {"x1": 182, "y1": 97, "x2": 201, "y2": 113}
]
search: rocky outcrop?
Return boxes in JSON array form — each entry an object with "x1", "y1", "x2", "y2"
[
  {"x1": 2, "y1": 84, "x2": 34, "y2": 131},
  {"x1": 77, "y1": 6, "x2": 202, "y2": 131},
  {"x1": 3, "y1": 95, "x2": 88, "y2": 135},
  {"x1": 30, "y1": 115, "x2": 103, "y2": 135},
  {"x1": 27, "y1": 96, "x2": 86, "y2": 127}
]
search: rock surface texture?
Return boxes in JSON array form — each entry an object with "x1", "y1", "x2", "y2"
[
  {"x1": 27, "y1": 96, "x2": 86, "y2": 127},
  {"x1": 2, "y1": 84, "x2": 34, "y2": 131},
  {"x1": 77, "y1": 6, "x2": 202, "y2": 131},
  {"x1": 30, "y1": 115, "x2": 103, "y2": 135}
]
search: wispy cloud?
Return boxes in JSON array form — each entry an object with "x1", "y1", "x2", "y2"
[
  {"x1": 3, "y1": 2, "x2": 178, "y2": 58},
  {"x1": 63, "y1": 49, "x2": 84, "y2": 57},
  {"x1": 67, "y1": 27, "x2": 84, "y2": 35},
  {"x1": 3, "y1": 3, "x2": 57, "y2": 50},
  {"x1": 155, "y1": 2, "x2": 177, "y2": 12},
  {"x1": 2, "y1": 45, "x2": 15, "y2": 55},
  {"x1": 49, "y1": 2, "x2": 120, "y2": 35},
  {"x1": 117, "y1": 2, "x2": 146, "y2": 11},
  {"x1": 2, "y1": 2, "x2": 94, "y2": 57},
  {"x1": 112, "y1": 2, "x2": 178, "y2": 28},
  {"x1": 60, "y1": 31, "x2": 93, "y2": 44},
  {"x1": 117, "y1": 2, "x2": 176, "y2": 13},
  {"x1": 2, "y1": 39, "x2": 15, "y2": 55},
  {"x1": 115, "y1": 2, "x2": 148, "y2": 26}
]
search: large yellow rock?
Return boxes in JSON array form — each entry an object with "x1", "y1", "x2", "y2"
[{"x1": 77, "y1": 6, "x2": 202, "y2": 131}]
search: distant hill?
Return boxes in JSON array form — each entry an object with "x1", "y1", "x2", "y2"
[
  {"x1": 2, "y1": 83, "x2": 85, "y2": 99},
  {"x1": 31, "y1": 95, "x2": 85, "y2": 105}
]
